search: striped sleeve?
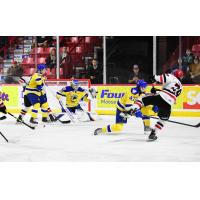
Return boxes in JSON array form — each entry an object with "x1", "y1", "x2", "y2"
[{"x1": 155, "y1": 74, "x2": 167, "y2": 84}]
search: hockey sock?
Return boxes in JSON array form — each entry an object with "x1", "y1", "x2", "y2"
[
  {"x1": 102, "y1": 123, "x2": 124, "y2": 133},
  {"x1": 154, "y1": 120, "x2": 165, "y2": 133},
  {"x1": 31, "y1": 103, "x2": 40, "y2": 118},
  {"x1": 142, "y1": 115, "x2": 150, "y2": 127},
  {"x1": 20, "y1": 107, "x2": 29, "y2": 117},
  {"x1": 41, "y1": 102, "x2": 49, "y2": 118}
]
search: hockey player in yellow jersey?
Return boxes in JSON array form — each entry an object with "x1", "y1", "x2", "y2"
[
  {"x1": 0, "y1": 90, "x2": 7, "y2": 115},
  {"x1": 56, "y1": 79, "x2": 95, "y2": 121},
  {"x1": 24, "y1": 64, "x2": 50, "y2": 124},
  {"x1": 16, "y1": 76, "x2": 55, "y2": 124},
  {"x1": 94, "y1": 80, "x2": 158, "y2": 135}
]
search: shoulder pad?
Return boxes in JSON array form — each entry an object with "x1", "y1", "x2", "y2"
[
  {"x1": 77, "y1": 87, "x2": 85, "y2": 92},
  {"x1": 62, "y1": 86, "x2": 73, "y2": 92}
]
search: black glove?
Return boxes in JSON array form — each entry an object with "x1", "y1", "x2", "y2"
[
  {"x1": 0, "y1": 105, "x2": 7, "y2": 114},
  {"x1": 149, "y1": 75, "x2": 156, "y2": 83},
  {"x1": 151, "y1": 86, "x2": 157, "y2": 94}
]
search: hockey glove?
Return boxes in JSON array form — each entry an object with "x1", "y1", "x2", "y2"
[
  {"x1": 88, "y1": 88, "x2": 97, "y2": 99},
  {"x1": 150, "y1": 86, "x2": 157, "y2": 94},
  {"x1": 134, "y1": 109, "x2": 143, "y2": 118},
  {"x1": 0, "y1": 105, "x2": 7, "y2": 114},
  {"x1": 152, "y1": 105, "x2": 159, "y2": 113},
  {"x1": 127, "y1": 108, "x2": 143, "y2": 118},
  {"x1": 119, "y1": 112, "x2": 130, "y2": 119}
]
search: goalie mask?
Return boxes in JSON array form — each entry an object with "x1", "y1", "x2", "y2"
[{"x1": 70, "y1": 80, "x2": 79, "y2": 90}]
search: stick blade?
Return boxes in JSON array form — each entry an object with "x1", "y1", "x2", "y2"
[{"x1": 195, "y1": 123, "x2": 200, "y2": 128}]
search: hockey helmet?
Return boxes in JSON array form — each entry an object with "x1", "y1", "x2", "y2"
[
  {"x1": 37, "y1": 64, "x2": 46, "y2": 72},
  {"x1": 173, "y1": 69, "x2": 184, "y2": 79},
  {"x1": 137, "y1": 80, "x2": 147, "y2": 88},
  {"x1": 70, "y1": 79, "x2": 79, "y2": 90}
]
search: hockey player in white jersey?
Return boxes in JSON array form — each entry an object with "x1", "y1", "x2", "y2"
[{"x1": 126, "y1": 69, "x2": 184, "y2": 141}]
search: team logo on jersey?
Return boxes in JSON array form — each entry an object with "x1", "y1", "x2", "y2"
[{"x1": 0, "y1": 92, "x2": 9, "y2": 101}]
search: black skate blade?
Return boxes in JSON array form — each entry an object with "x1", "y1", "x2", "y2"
[
  {"x1": 59, "y1": 120, "x2": 71, "y2": 124},
  {"x1": 147, "y1": 137, "x2": 158, "y2": 142}
]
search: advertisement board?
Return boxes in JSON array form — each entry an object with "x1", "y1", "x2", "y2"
[{"x1": 0, "y1": 84, "x2": 199, "y2": 116}]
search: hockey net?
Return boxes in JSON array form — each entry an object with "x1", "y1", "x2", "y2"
[{"x1": 45, "y1": 79, "x2": 92, "y2": 112}]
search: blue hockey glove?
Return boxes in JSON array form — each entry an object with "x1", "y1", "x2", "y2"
[
  {"x1": 134, "y1": 109, "x2": 143, "y2": 118},
  {"x1": 152, "y1": 105, "x2": 159, "y2": 113}
]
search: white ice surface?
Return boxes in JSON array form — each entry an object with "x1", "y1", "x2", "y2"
[{"x1": 0, "y1": 115, "x2": 200, "y2": 161}]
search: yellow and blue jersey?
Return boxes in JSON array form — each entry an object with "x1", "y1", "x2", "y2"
[
  {"x1": 56, "y1": 86, "x2": 88, "y2": 107},
  {"x1": 116, "y1": 87, "x2": 144, "y2": 112},
  {"x1": 0, "y1": 90, "x2": 3, "y2": 106},
  {"x1": 24, "y1": 73, "x2": 45, "y2": 96}
]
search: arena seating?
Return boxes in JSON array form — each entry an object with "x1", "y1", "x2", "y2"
[{"x1": 1, "y1": 36, "x2": 102, "y2": 79}]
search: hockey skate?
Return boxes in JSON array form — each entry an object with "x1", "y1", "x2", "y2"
[
  {"x1": 42, "y1": 117, "x2": 49, "y2": 123},
  {"x1": 16, "y1": 115, "x2": 23, "y2": 124},
  {"x1": 94, "y1": 128, "x2": 103, "y2": 135},
  {"x1": 144, "y1": 126, "x2": 152, "y2": 134},
  {"x1": 49, "y1": 114, "x2": 56, "y2": 122},
  {"x1": 30, "y1": 117, "x2": 38, "y2": 125},
  {"x1": 148, "y1": 129, "x2": 158, "y2": 141}
]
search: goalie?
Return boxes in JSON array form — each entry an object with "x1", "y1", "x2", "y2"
[{"x1": 56, "y1": 80, "x2": 97, "y2": 122}]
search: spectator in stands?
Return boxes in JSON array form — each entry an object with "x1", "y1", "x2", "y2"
[
  {"x1": 189, "y1": 56, "x2": 200, "y2": 83},
  {"x1": 128, "y1": 64, "x2": 147, "y2": 83},
  {"x1": 4, "y1": 61, "x2": 23, "y2": 83},
  {"x1": 169, "y1": 57, "x2": 193, "y2": 83},
  {"x1": 60, "y1": 47, "x2": 72, "y2": 78},
  {"x1": 46, "y1": 48, "x2": 56, "y2": 73},
  {"x1": 182, "y1": 48, "x2": 194, "y2": 66},
  {"x1": 86, "y1": 58, "x2": 103, "y2": 84},
  {"x1": 171, "y1": 58, "x2": 188, "y2": 74}
]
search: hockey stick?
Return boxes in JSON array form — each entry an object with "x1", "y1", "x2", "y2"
[
  {"x1": 0, "y1": 131, "x2": 8, "y2": 142},
  {"x1": 150, "y1": 116, "x2": 200, "y2": 128},
  {"x1": 51, "y1": 113, "x2": 71, "y2": 124},
  {"x1": 8, "y1": 112, "x2": 35, "y2": 130}
]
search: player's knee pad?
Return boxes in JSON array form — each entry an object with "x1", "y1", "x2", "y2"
[
  {"x1": 159, "y1": 116, "x2": 169, "y2": 121},
  {"x1": 41, "y1": 102, "x2": 49, "y2": 110},
  {"x1": 158, "y1": 108, "x2": 171, "y2": 121},
  {"x1": 33, "y1": 103, "x2": 40, "y2": 109}
]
